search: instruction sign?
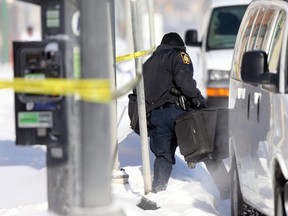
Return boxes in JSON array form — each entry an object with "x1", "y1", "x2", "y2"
[{"x1": 18, "y1": 112, "x2": 53, "y2": 128}]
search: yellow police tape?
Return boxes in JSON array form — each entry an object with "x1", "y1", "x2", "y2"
[
  {"x1": 0, "y1": 78, "x2": 112, "y2": 103},
  {"x1": 0, "y1": 47, "x2": 155, "y2": 103},
  {"x1": 116, "y1": 47, "x2": 154, "y2": 63}
]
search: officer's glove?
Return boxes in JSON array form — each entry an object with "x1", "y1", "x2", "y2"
[
  {"x1": 190, "y1": 95, "x2": 208, "y2": 110},
  {"x1": 196, "y1": 93, "x2": 208, "y2": 109},
  {"x1": 190, "y1": 97, "x2": 201, "y2": 109}
]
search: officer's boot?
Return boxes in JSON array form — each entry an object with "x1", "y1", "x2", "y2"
[{"x1": 152, "y1": 157, "x2": 172, "y2": 193}]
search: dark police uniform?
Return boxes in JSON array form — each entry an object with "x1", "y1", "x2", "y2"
[
  {"x1": 142, "y1": 33, "x2": 230, "y2": 198},
  {"x1": 143, "y1": 40, "x2": 199, "y2": 192},
  {"x1": 143, "y1": 44, "x2": 198, "y2": 113}
]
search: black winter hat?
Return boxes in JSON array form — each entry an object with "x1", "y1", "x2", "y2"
[{"x1": 160, "y1": 32, "x2": 185, "y2": 47}]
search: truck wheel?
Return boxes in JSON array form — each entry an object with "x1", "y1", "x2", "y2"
[{"x1": 231, "y1": 158, "x2": 245, "y2": 216}]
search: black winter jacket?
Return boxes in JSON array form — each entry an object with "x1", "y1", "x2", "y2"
[{"x1": 143, "y1": 44, "x2": 198, "y2": 112}]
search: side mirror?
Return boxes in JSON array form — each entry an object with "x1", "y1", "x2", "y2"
[
  {"x1": 241, "y1": 50, "x2": 278, "y2": 85},
  {"x1": 185, "y1": 30, "x2": 202, "y2": 47}
]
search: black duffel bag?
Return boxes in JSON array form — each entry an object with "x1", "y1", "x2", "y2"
[{"x1": 175, "y1": 108, "x2": 229, "y2": 166}]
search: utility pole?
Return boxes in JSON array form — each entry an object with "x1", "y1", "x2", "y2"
[{"x1": 75, "y1": 1, "x2": 125, "y2": 215}]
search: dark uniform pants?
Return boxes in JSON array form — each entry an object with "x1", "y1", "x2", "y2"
[{"x1": 149, "y1": 104, "x2": 186, "y2": 192}]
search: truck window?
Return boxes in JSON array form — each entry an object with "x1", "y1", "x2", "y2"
[
  {"x1": 268, "y1": 10, "x2": 285, "y2": 74},
  {"x1": 260, "y1": 9, "x2": 282, "y2": 93},
  {"x1": 248, "y1": 7, "x2": 267, "y2": 50},
  {"x1": 254, "y1": 8, "x2": 276, "y2": 51},
  {"x1": 206, "y1": 5, "x2": 247, "y2": 50},
  {"x1": 231, "y1": 7, "x2": 259, "y2": 80}
]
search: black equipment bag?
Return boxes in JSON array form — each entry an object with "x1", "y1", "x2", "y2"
[
  {"x1": 128, "y1": 93, "x2": 140, "y2": 135},
  {"x1": 128, "y1": 93, "x2": 151, "y2": 136},
  {"x1": 175, "y1": 108, "x2": 229, "y2": 164}
]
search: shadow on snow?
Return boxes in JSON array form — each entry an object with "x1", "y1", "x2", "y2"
[{"x1": 0, "y1": 140, "x2": 46, "y2": 169}]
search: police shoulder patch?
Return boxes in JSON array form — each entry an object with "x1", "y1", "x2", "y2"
[{"x1": 180, "y1": 52, "x2": 191, "y2": 64}]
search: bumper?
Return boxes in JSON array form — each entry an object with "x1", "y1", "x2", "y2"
[{"x1": 206, "y1": 96, "x2": 228, "y2": 108}]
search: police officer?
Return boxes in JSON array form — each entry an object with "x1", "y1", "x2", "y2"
[
  {"x1": 143, "y1": 32, "x2": 230, "y2": 199},
  {"x1": 143, "y1": 32, "x2": 203, "y2": 192}
]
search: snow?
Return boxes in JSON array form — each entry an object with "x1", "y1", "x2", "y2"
[{"x1": 0, "y1": 62, "x2": 231, "y2": 216}]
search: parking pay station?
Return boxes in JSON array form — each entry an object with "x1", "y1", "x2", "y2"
[{"x1": 13, "y1": 41, "x2": 68, "y2": 147}]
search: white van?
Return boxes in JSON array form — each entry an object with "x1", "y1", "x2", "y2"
[
  {"x1": 229, "y1": 0, "x2": 288, "y2": 215},
  {"x1": 184, "y1": 0, "x2": 251, "y2": 107}
]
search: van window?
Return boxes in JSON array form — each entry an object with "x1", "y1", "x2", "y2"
[
  {"x1": 261, "y1": 10, "x2": 285, "y2": 93},
  {"x1": 256, "y1": 8, "x2": 276, "y2": 52},
  {"x1": 251, "y1": 8, "x2": 275, "y2": 50},
  {"x1": 231, "y1": 6, "x2": 259, "y2": 80},
  {"x1": 206, "y1": 5, "x2": 247, "y2": 50},
  {"x1": 247, "y1": 7, "x2": 266, "y2": 51},
  {"x1": 268, "y1": 10, "x2": 286, "y2": 73}
]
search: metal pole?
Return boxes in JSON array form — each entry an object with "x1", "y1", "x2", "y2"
[
  {"x1": 44, "y1": 1, "x2": 81, "y2": 215},
  {"x1": 130, "y1": 0, "x2": 152, "y2": 195},
  {"x1": 1, "y1": 0, "x2": 9, "y2": 63},
  {"x1": 112, "y1": 3, "x2": 129, "y2": 182},
  {"x1": 147, "y1": 0, "x2": 155, "y2": 48},
  {"x1": 76, "y1": 0, "x2": 125, "y2": 215}
]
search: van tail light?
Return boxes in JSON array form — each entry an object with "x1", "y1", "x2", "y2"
[{"x1": 206, "y1": 88, "x2": 229, "y2": 97}]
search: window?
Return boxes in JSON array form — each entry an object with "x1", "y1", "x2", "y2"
[
  {"x1": 231, "y1": 6, "x2": 259, "y2": 80},
  {"x1": 246, "y1": 7, "x2": 265, "y2": 51},
  {"x1": 255, "y1": 9, "x2": 276, "y2": 51},
  {"x1": 261, "y1": 9, "x2": 285, "y2": 93},
  {"x1": 268, "y1": 10, "x2": 285, "y2": 73},
  {"x1": 206, "y1": 5, "x2": 247, "y2": 50}
]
